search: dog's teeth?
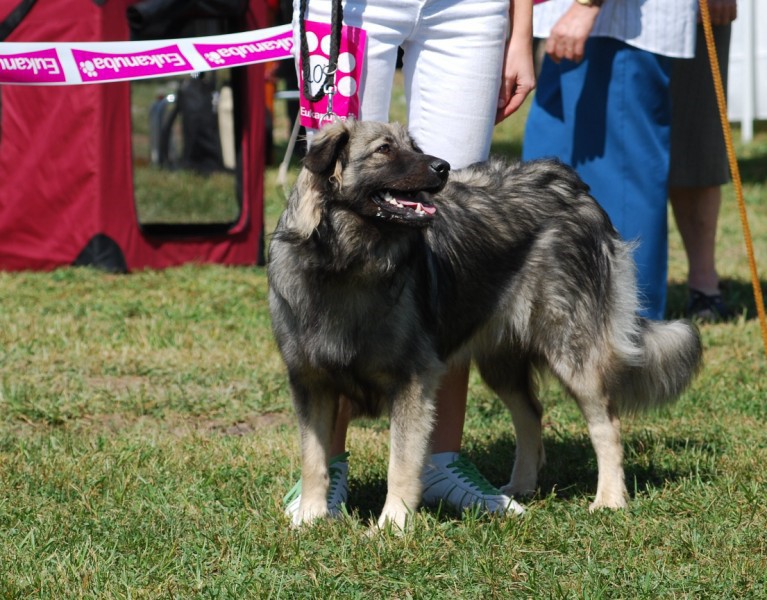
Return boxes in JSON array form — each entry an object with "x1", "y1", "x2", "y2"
[{"x1": 416, "y1": 203, "x2": 425, "y2": 214}]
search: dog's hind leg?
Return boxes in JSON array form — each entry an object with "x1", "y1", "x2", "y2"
[
  {"x1": 378, "y1": 377, "x2": 437, "y2": 530},
  {"x1": 292, "y1": 383, "x2": 340, "y2": 526},
  {"x1": 476, "y1": 358, "x2": 545, "y2": 498},
  {"x1": 500, "y1": 387, "x2": 546, "y2": 498},
  {"x1": 559, "y1": 367, "x2": 629, "y2": 511},
  {"x1": 586, "y1": 408, "x2": 627, "y2": 511}
]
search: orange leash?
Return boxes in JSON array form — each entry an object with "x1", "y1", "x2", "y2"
[{"x1": 699, "y1": 0, "x2": 767, "y2": 356}]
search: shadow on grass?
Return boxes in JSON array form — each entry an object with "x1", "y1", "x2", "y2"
[
  {"x1": 735, "y1": 120, "x2": 767, "y2": 184},
  {"x1": 345, "y1": 432, "x2": 722, "y2": 522},
  {"x1": 472, "y1": 434, "x2": 721, "y2": 503},
  {"x1": 737, "y1": 153, "x2": 767, "y2": 185}
]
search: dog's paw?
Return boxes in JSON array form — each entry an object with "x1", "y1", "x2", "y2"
[
  {"x1": 504, "y1": 449, "x2": 544, "y2": 499},
  {"x1": 375, "y1": 503, "x2": 414, "y2": 532},
  {"x1": 290, "y1": 502, "x2": 330, "y2": 527},
  {"x1": 367, "y1": 519, "x2": 407, "y2": 538},
  {"x1": 588, "y1": 492, "x2": 628, "y2": 512},
  {"x1": 500, "y1": 481, "x2": 537, "y2": 499},
  {"x1": 376, "y1": 513, "x2": 409, "y2": 532},
  {"x1": 501, "y1": 470, "x2": 539, "y2": 499}
]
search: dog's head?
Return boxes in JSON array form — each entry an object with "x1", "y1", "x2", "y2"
[{"x1": 286, "y1": 120, "x2": 450, "y2": 237}]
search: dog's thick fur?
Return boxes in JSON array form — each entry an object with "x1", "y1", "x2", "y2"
[{"x1": 268, "y1": 120, "x2": 702, "y2": 529}]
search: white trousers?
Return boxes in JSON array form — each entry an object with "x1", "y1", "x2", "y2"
[{"x1": 293, "y1": 0, "x2": 509, "y2": 168}]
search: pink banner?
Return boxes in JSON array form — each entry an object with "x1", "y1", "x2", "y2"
[
  {"x1": 72, "y1": 45, "x2": 191, "y2": 82},
  {"x1": 0, "y1": 48, "x2": 65, "y2": 84},
  {"x1": 298, "y1": 21, "x2": 366, "y2": 129},
  {"x1": 0, "y1": 24, "x2": 293, "y2": 86},
  {"x1": 195, "y1": 32, "x2": 293, "y2": 69}
]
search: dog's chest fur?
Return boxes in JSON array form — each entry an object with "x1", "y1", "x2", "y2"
[
  {"x1": 269, "y1": 228, "x2": 441, "y2": 411},
  {"x1": 305, "y1": 268, "x2": 428, "y2": 365}
]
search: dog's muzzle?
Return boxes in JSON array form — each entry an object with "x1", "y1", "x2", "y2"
[{"x1": 371, "y1": 157, "x2": 450, "y2": 227}]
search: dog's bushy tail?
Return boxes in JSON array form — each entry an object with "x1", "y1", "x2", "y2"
[
  {"x1": 603, "y1": 242, "x2": 703, "y2": 414},
  {"x1": 615, "y1": 317, "x2": 703, "y2": 413}
]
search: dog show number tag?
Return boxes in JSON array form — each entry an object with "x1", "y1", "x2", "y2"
[{"x1": 298, "y1": 21, "x2": 366, "y2": 129}]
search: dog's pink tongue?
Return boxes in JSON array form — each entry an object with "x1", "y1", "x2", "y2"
[{"x1": 398, "y1": 198, "x2": 437, "y2": 215}]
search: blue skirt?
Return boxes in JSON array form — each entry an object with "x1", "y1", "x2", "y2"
[{"x1": 523, "y1": 37, "x2": 672, "y2": 320}]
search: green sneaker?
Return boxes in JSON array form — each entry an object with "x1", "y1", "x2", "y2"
[
  {"x1": 283, "y1": 452, "x2": 349, "y2": 524},
  {"x1": 421, "y1": 452, "x2": 524, "y2": 515}
]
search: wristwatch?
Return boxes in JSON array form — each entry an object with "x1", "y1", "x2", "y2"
[{"x1": 575, "y1": 0, "x2": 604, "y2": 6}]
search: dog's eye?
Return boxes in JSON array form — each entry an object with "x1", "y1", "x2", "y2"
[{"x1": 375, "y1": 143, "x2": 391, "y2": 155}]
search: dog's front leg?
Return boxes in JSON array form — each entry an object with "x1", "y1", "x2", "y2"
[
  {"x1": 293, "y1": 383, "x2": 339, "y2": 526},
  {"x1": 378, "y1": 378, "x2": 437, "y2": 530}
]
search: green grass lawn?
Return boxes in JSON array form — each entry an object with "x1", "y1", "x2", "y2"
[{"x1": 1, "y1": 83, "x2": 766, "y2": 597}]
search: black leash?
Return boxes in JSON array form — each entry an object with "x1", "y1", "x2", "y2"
[
  {"x1": 298, "y1": 0, "x2": 343, "y2": 103},
  {"x1": 0, "y1": 0, "x2": 38, "y2": 41}
]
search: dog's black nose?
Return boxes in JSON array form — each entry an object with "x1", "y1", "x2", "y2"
[{"x1": 430, "y1": 159, "x2": 451, "y2": 175}]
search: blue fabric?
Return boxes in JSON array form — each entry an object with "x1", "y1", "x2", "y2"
[{"x1": 523, "y1": 37, "x2": 672, "y2": 320}]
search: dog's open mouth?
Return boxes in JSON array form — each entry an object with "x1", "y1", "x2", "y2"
[{"x1": 372, "y1": 190, "x2": 437, "y2": 225}]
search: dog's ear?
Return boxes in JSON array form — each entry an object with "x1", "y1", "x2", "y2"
[
  {"x1": 303, "y1": 121, "x2": 351, "y2": 174},
  {"x1": 286, "y1": 168, "x2": 324, "y2": 239},
  {"x1": 287, "y1": 121, "x2": 351, "y2": 239}
]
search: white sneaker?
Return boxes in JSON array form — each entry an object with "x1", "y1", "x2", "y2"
[
  {"x1": 421, "y1": 452, "x2": 525, "y2": 516},
  {"x1": 283, "y1": 452, "x2": 349, "y2": 522}
]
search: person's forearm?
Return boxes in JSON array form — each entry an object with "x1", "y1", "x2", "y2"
[
  {"x1": 496, "y1": 0, "x2": 535, "y2": 122},
  {"x1": 509, "y1": 0, "x2": 533, "y2": 48}
]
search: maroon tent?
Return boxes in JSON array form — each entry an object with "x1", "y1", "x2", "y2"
[{"x1": 0, "y1": 0, "x2": 268, "y2": 271}]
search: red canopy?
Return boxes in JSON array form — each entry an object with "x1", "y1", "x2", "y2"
[{"x1": 0, "y1": 0, "x2": 267, "y2": 271}]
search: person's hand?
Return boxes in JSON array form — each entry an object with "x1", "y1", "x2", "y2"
[
  {"x1": 545, "y1": 2, "x2": 601, "y2": 64},
  {"x1": 496, "y1": 39, "x2": 536, "y2": 123},
  {"x1": 706, "y1": 0, "x2": 737, "y2": 25}
]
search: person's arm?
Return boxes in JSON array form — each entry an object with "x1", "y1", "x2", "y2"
[
  {"x1": 544, "y1": 0, "x2": 603, "y2": 64},
  {"x1": 496, "y1": 0, "x2": 536, "y2": 123}
]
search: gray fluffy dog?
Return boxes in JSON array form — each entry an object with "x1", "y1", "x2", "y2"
[{"x1": 268, "y1": 119, "x2": 702, "y2": 529}]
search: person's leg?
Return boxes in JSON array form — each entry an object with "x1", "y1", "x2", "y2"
[
  {"x1": 401, "y1": 0, "x2": 523, "y2": 515},
  {"x1": 404, "y1": 0, "x2": 507, "y2": 457},
  {"x1": 563, "y1": 39, "x2": 671, "y2": 319},
  {"x1": 401, "y1": 0, "x2": 509, "y2": 168},
  {"x1": 526, "y1": 40, "x2": 671, "y2": 320},
  {"x1": 669, "y1": 184, "x2": 732, "y2": 320},
  {"x1": 668, "y1": 24, "x2": 732, "y2": 320},
  {"x1": 328, "y1": 398, "x2": 351, "y2": 455},
  {"x1": 669, "y1": 185, "x2": 722, "y2": 295},
  {"x1": 668, "y1": 24, "x2": 731, "y2": 190},
  {"x1": 592, "y1": 40, "x2": 671, "y2": 319},
  {"x1": 428, "y1": 365, "x2": 470, "y2": 454}
]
